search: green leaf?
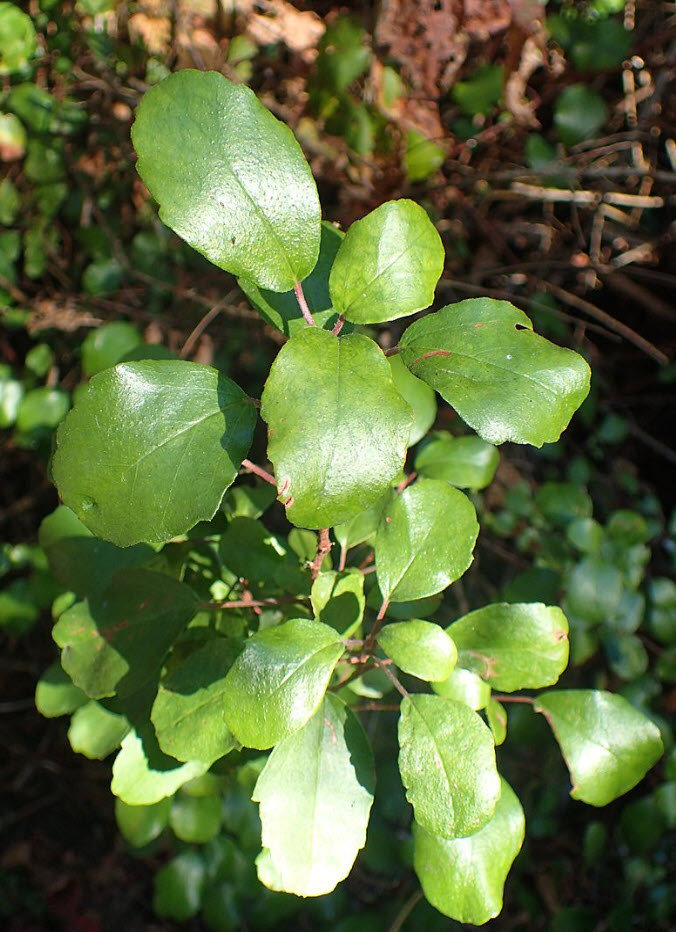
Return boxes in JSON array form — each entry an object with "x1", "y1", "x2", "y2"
[
  {"x1": 311, "y1": 569, "x2": 365, "y2": 636},
  {"x1": 219, "y1": 517, "x2": 308, "y2": 596},
  {"x1": 378, "y1": 620, "x2": 457, "y2": 682},
  {"x1": 554, "y1": 85, "x2": 607, "y2": 147},
  {"x1": 151, "y1": 639, "x2": 239, "y2": 764},
  {"x1": 565, "y1": 558, "x2": 623, "y2": 624},
  {"x1": 81, "y1": 321, "x2": 143, "y2": 376},
  {"x1": 112, "y1": 722, "x2": 209, "y2": 805},
  {"x1": 398, "y1": 694, "x2": 500, "y2": 838},
  {"x1": 486, "y1": 698, "x2": 507, "y2": 746},
  {"x1": 448, "y1": 603, "x2": 570, "y2": 692},
  {"x1": 535, "y1": 481, "x2": 593, "y2": 526},
  {"x1": 399, "y1": 299, "x2": 591, "y2": 447},
  {"x1": 153, "y1": 851, "x2": 206, "y2": 921},
  {"x1": 253, "y1": 693, "x2": 374, "y2": 896},
  {"x1": 375, "y1": 479, "x2": 478, "y2": 603},
  {"x1": 222, "y1": 618, "x2": 344, "y2": 749},
  {"x1": 52, "y1": 361, "x2": 256, "y2": 546},
  {"x1": 115, "y1": 797, "x2": 171, "y2": 848},
  {"x1": 132, "y1": 70, "x2": 321, "y2": 292},
  {"x1": 39, "y1": 506, "x2": 154, "y2": 598},
  {"x1": 404, "y1": 129, "x2": 445, "y2": 182},
  {"x1": 388, "y1": 354, "x2": 437, "y2": 446},
  {"x1": 35, "y1": 661, "x2": 87, "y2": 718},
  {"x1": 68, "y1": 700, "x2": 129, "y2": 759},
  {"x1": 452, "y1": 64, "x2": 503, "y2": 116},
  {"x1": 53, "y1": 569, "x2": 197, "y2": 699},
  {"x1": 415, "y1": 432, "x2": 499, "y2": 490},
  {"x1": 413, "y1": 778, "x2": 525, "y2": 924},
  {"x1": 328, "y1": 200, "x2": 444, "y2": 325},
  {"x1": 535, "y1": 690, "x2": 663, "y2": 806},
  {"x1": 432, "y1": 667, "x2": 491, "y2": 711},
  {"x1": 261, "y1": 328, "x2": 412, "y2": 529},
  {"x1": 239, "y1": 223, "x2": 347, "y2": 336},
  {"x1": 170, "y1": 794, "x2": 223, "y2": 844},
  {"x1": 334, "y1": 498, "x2": 386, "y2": 553},
  {"x1": 0, "y1": 3, "x2": 37, "y2": 75}
]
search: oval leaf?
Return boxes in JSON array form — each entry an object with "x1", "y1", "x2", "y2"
[
  {"x1": 222, "y1": 618, "x2": 344, "y2": 749},
  {"x1": 253, "y1": 694, "x2": 374, "y2": 896},
  {"x1": 261, "y1": 328, "x2": 412, "y2": 529},
  {"x1": 328, "y1": 199, "x2": 444, "y2": 324},
  {"x1": 399, "y1": 298, "x2": 591, "y2": 446},
  {"x1": 448, "y1": 603, "x2": 570, "y2": 692},
  {"x1": 388, "y1": 353, "x2": 437, "y2": 446},
  {"x1": 415, "y1": 431, "x2": 499, "y2": 491},
  {"x1": 132, "y1": 70, "x2": 321, "y2": 292},
  {"x1": 413, "y1": 778, "x2": 525, "y2": 925},
  {"x1": 398, "y1": 694, "x2": 500, "y2": 838},
  {"x1": 53, "y1": 569, "x2": 197, "y2": 699},
  {"x1": 151, "y1": 640, "x2": 239, "y2": 765},
  {"x1": 375, "y1": 478, "x2": 479, "y2": 603},
  {"x1": 535, "y1": 689, "x2": 663, "y2": 806},
  {"x1": 52, "y1": 360, "x2": 256, "y2": 547},
  {"x1": 377, "y1": 620, "x2": 457, "y2": 682},
  {"x1": 311, "y1": 569, "x2": 365, "y2": 636}
]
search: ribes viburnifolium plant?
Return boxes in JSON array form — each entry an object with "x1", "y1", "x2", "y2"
[{"x1": 42, "y1": 70, "x2": 662, "y2": 924}]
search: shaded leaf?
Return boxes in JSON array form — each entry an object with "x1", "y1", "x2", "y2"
[
  {"x1": 35, "y1": 661, "x2": 87, "y2": 718},
  {"x1": 432, "y1": 667, "x2": 491, "y2": 711},
  {"x1": 53, "y1": 569, "x2": 197, "y2": 699},
  {"x1": 151, "y1": 639, "x2": 239, "y2": 764},
  {"x1": 311, "y1": 569, "x2": 365, "y2": 636},
  {"x1": 415, "y1": 432, "x2": 499, "y2": 491},
  {"x1": 115, "y1": 797, "x2": 171, "y2": 848},
  {"x1": 68, "y1": 700, "x2": 129, "y2": 760},
  {"x1": 388, "y1": 354, "x2": 437, "y2": 446}
]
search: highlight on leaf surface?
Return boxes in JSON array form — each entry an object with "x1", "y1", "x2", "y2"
[
  {"x1": 51, "y1": 361, "x2": 256, "y2": 547},
  {"x1": 132, "y1": 69, "x2": 321, "y2": 292},
  {"x1": 399, "y1": 298, "x2": 591, "y2": 447},
  {"x1": 535, "y1": 689, "x2": 663, "y2": 807}
]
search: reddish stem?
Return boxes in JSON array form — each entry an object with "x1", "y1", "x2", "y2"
[
  {"x1": 241, "y1": 458, "x2": 277, "y2": 487},
  {"x1": 294, "y1": 281, "x2": 315, "y2": 326},
  {"x1": 332, "y1": 314, "x2": 345, "y2": 335},
  {"x1": 310, "y1": 527, "x2": 333, "y2": 580}
]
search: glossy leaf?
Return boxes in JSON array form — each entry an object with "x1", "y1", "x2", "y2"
[
  {"x1": 239, "y1": 223, "x2": 347, "y2": 336},
  {"x1": 68, "y1": 700, "x2": 129, "y2": 760},
  {"x1": 377, "y1": 620, "x2": 457, "y2": 682},
  {"x1": 375, "y1": 479, "x2": 478, "y2": 603},
  {"x1": 399, "y1": 299, "x2": 591, "y2": 447},
  {"x1": 132, "y1": 70, "x2": 321, "y2": 292},
  {"x1": 448, "y1": 603, "x2": 570, "y2": 692},
  {"x1": 253, "y1": 694, "x2": 374, "y2": 896},
  {"x1": 39, "y1": 505, "x2": 153, "y2": 598},
  {"x1": 52, "y1": 361, "x2": 256, "y2": 546},
  {"x1": 486, "y1": 698, "x2": 507, "y2": 746},
  {"x1": 535, "y1": 690, "x2": 663, "y2": 806},
  {"x1": 415, "y1": 432, "x2": 499, "y2": 491},
  {"x1": 414, "y1": 778, "x2": 525, "y2": 924},
  {"x1": 261, "y1": 328, "x2": 412, "y2": 529},
  {"x1": 388, "y1": 354, "x2": 437, "y2": 446},
  {"x1": 328, "y1": 200, "x2": 444, "y2": 324},
  {"x1": 222, "y1": 618, "x2": 344, "y2": 749},
  {"x1": 112, "y1": 723, "x2": 209, "y2": 805},
  {"x1": 398, "y1": 694, "x2": 500, "y2": 838},
  {"x1": 311, "y1": 569, "x2": 365, "y2": 636},
  {"x1": 151, "y1": 640, "x2": 239, "y2": 764},
  {"x1": 53, "y1": 569, "x2": 197, "y2": 699}
]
